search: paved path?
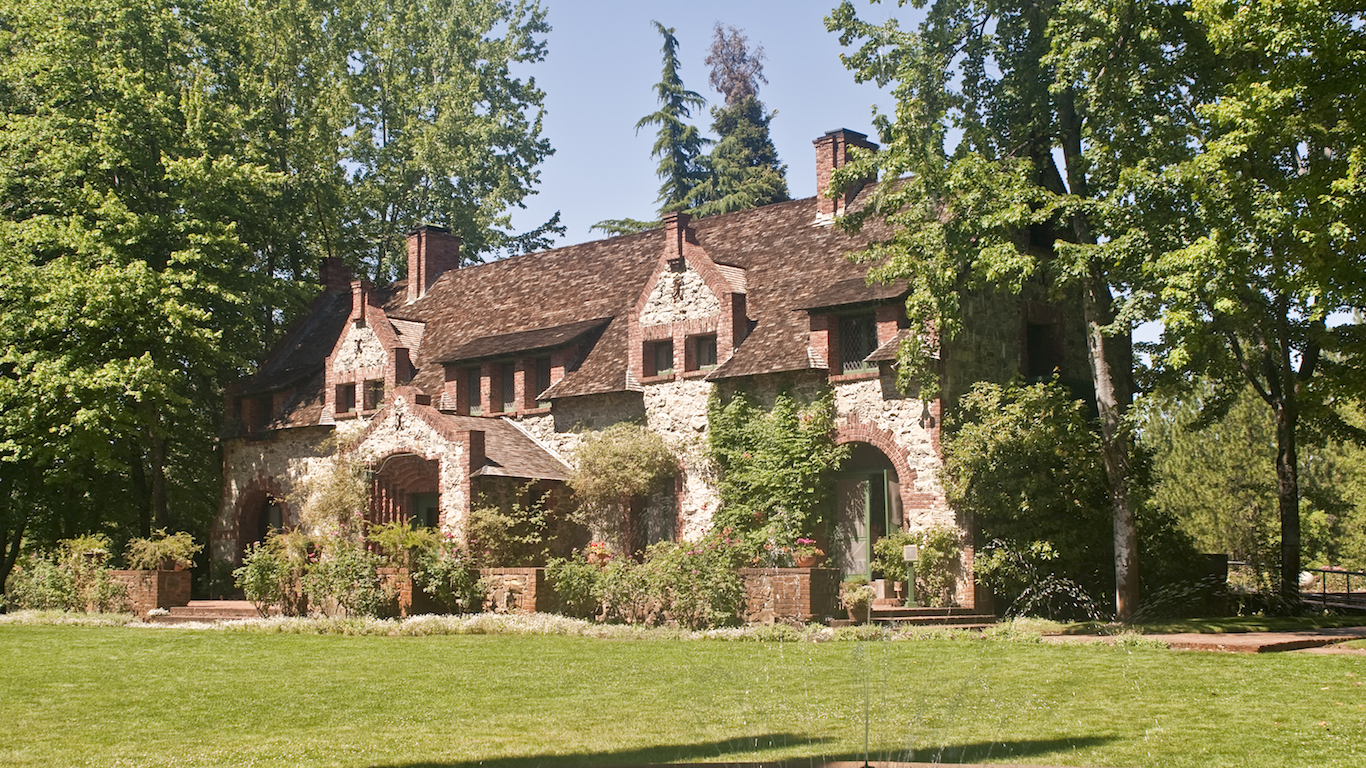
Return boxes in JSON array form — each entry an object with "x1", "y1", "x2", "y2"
[{"x1": 1043, "y1": 625, "x2": 1366, "y2": 653}]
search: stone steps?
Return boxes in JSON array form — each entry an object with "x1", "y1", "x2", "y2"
[{"x1": 146, "y1": 600, "x2": 268, "y2": 624}]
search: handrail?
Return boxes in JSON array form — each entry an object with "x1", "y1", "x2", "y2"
[{"x1": 1302, "y1": 566, "x2": 1366, "y2": 609}]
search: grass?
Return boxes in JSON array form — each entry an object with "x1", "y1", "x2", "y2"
[{"x1": 1, "y1": 617, "x2": 1364, "y2": 767}]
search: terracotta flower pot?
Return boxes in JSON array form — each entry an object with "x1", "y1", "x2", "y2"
[{"x1": 794, "y1": 555, "x2": 819, "y2": 568}]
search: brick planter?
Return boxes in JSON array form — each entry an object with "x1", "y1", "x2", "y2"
[
  {"x1": 111, "y1": 570, "x2": 192, "y2": 619},
  {"x1": 739, "y1": 567, "x2": 841, "y2": 624},
  {"x1": 376, "y1": 567, "x2": 447, "y2": 617}
]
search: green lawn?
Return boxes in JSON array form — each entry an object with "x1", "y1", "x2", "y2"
[{"x1": 1, "y1": 623, "x2": 1363, "y2": 767}]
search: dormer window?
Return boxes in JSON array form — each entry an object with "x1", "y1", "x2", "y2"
[
  {"x1": 646, "y1": 340, "x2": 674, "y2": 377},
  {"x1": 839, "y1": 313, "x2": 878, "y2": 374},
  {"x1": 466, "y1": 366, "x2": 482, "y2": 415},
  {"x1": 336, "y1": 383, "x2": 356, "y2": 414},
  {"x1": 687, "y1": 334, "x2": 717, "y2": 372},
  {"x1": 363, "y1": 379, "x2": 384, "y2": 411}
]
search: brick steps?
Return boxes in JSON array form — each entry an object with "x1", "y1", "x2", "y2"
[{"x1": 146, "y1": 600, "x2": 268, "y2": 624}]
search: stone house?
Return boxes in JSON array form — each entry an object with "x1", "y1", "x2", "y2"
[{"x1": 212, "y1": 129, "x2": 1087, "y2": 608}]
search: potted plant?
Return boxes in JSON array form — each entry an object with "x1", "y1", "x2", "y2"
[
  {"x1": 791, "y1": 538, "x2": 824, "y2": 568},
  {"x1": 125, "y1": 529, "x2": 202, "y2": 571},
  {"x1": 840, "y1": 575, "x2": 874, "y2": 624}
]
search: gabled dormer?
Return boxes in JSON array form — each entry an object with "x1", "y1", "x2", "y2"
[
  {"x1": 322, "y1": 280, "x2": 413, "y2": 422},
  {"x1": 628, "y1": 212, "x2": 749, "y2": 385}
]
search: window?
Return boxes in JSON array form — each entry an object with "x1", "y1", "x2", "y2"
[
  {"x1": 336, "y1": 383, "x2": 356, "y2": 414},
  {"x1": 534, "y1": 356, "x2": 552, "y2": 408},
  {"x1": 466, "y1": 366, "x2": 482, "y2": 415},
  {"x1": 1025, "y1": 322, "x2": 1062, "y2": 380},
  {"x1": 363, "y1": 379, "x2": 385, "y2": 411},
  {"x1": 646, "y1": 340, "x2": 673, "y2": 377},
  {"x1": 688, "y1": 334, "x2": 717, "y2": 371},
  {"x1": 839, "y1": 313, "x2": 878, "y2": 374},
  {"x1": 499, "y1": 361, "x2": 517, "y2": 412}
]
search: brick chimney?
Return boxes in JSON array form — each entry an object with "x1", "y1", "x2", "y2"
[
  {"x1": 350, "y1": 280, "x2": 369, "y2": 327},
  {"x1": 406, "y1": 225, "x2": 461, "y2": 303},
  {"x1": 661, "y1": 211, "x2": 693, "y2": 261},
  {"x1": 320, "y1": 257, "x2": 351, "y2": 293},
  {"x1": 814, "y1": 128, "x2": 878, "y2": 219}
]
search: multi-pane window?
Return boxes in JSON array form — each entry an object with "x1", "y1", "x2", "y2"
[
  {"x1": 466, "y1": 366, "x2": 482, "y2": 415},
  {"x1": 363, "y1": 379, "x2": 385, "y2": 411},
  {"x1": 839, "y1": 313, "x2": 878, "y2": 374},
  {"x1": 646, "y1": 340, "x2": 674, "y2": 377},
  {"x1": 336, "y1": 383, "x2": 356, "y2": 414},
  {"x1": 689, "y1": 334, "x2": 717, "y2": 371}
]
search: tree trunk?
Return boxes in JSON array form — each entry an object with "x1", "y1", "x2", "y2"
[
  {"x1": 1081, "y1": 265, "x2": 1139, "y2": 621},
  {"x1": 1273, "y1": 397, "x2": 1301, "y2": 608}
]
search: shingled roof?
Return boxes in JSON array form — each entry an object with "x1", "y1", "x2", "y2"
[{"x1": 239, "y1": 186, "x2": 907, "y2": 429}]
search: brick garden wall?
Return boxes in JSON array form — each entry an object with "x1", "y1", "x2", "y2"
[
  {"x1": 111, "y1": 570, "x2": 192, "y2": 618},
  {"x1": 739, "y1": 567, "x2": 841, "y2": 624}
]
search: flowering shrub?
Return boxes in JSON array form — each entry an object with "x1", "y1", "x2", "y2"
[
  {"x1": 545, "y1": 554, "x2": 604, "y2": 619},
  {"x1": 302, "y1": 543, "x2": 394, "y2": 618}
]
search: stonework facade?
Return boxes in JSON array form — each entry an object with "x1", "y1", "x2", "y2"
[{"x1": 213, "y1": 129, "x2": 1086, "y2": 609}]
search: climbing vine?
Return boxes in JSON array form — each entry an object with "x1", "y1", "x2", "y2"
[{"x1": 707, "y1": 388, "x2": 847, "y2": 551}]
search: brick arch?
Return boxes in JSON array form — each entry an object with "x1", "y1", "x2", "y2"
[
  {"x1": 231, "y1": 475, "x2": 291, "y2": 563},
  {"x1": 833, "y1": 414, "x2": 916, "y2": 527},
  {"x1": 369, "y1": 449, "x2": 443, "y2": 526}
]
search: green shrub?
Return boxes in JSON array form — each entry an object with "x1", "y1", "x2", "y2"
[
  {"x1": 568, "y1": 423, "x2": 678, "y2": 552},
  {"x1": 592, "y1": 536, "x2": 745, "y2": 629},
  {"x1": 125, "y1": 529, "x2": 202, "y2": 570},
  {"x1": 466, "y1": 484, "x2": 555, "y2": 567},
  {"x1": 411, "y1": 543, "x2": 484, "y2": 613},
  {"x1": 545, "y1": 555, "x2": 604, "y2": 619},
  {"x1": 234, "y1": 542, "x2": 289, "y2": 616},
  {"x1": 302, "y1": 543, "x2": 394, "y2": 618},
  {"x1": 5, "y1": 555, "x2": 74, "y2": 610}
]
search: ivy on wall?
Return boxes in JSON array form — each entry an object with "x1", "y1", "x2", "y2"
[{"x1": 707, "y1": 388, "x2": 848, "y2": 548}]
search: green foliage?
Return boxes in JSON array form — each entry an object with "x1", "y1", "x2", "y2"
[
  {"x1": 568, "y1": 424, "x2": 678, "y2": 551},
  {"x1": 707, "y1": 389, "x2": 847, "y2": 551},
  {"x1": 288, "y1": 452, "x2": 370, "y2": 544},
  {"x1": 544, "y1": 555, "x2": 604, "y2": 620},
  {"x1": 410, "y1": 541, "x2": 484, "y2": 614},
  {"x1": 588, "y1": 218, "x2": 659, "y2": 237},
  {"x1": 839, "y1": 575, "x2": 873, "y2": 612},
  {"x1": 233, "y1": 542, "x2": 291, "y2": 617},
  {"x1": 597, "y1": 537, "x2": 745, "y2": 629},
  {"x1": 636, "y1": 21, "x2": 708, "y2": 213},
  {"x1": 124, "y1": 529, "x2": 201, "y2": 571},
  {"x1": 4, "y1": 536, "x2": 126, "y2": 613},
  {"x1": 301, "y1": 543, "x2": 394, "y2": 619},
  {"x1": 466, "y1": 483, "x2": 556, "y2": 567},
  {"x1": 366, "y1": 521, "x2": 441, "y2": 570},
  {"x1": 873, "y1": 526, "x2": 960, "y2": 607}
]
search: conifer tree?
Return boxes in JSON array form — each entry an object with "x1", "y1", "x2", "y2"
[
  {"x1": 636, "y1": 21, "x2": 708, "y2": 214},
  {"x1": 687, "y1": 25, "x2": 788, "y2": 217}
]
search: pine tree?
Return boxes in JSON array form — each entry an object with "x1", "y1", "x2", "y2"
[
  {"x1": 687, "y1": 25, "x2": 788, "y2": 217},
  {"x1": 635, "y1": 21, "x2": 708, "y2": 214}
]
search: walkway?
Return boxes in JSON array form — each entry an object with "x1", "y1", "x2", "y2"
[{"x1": 1043, "y1": 625, "x2": 1366, "y2": 653}]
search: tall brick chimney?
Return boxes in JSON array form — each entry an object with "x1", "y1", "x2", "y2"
[
  {"x1": 814, "y1": 128, "x2": 878, "y2": 219},
  {"x1": 661, "y1": 211, "x2": 693, "y2": 260},
  {"x1": 320, "y1": 257, "x2": 351, "y2": 293},
  {"x1": 406, "y1": 225, "x2": 461, "y2": 303}
]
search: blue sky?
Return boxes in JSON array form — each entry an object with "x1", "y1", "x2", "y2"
[{"x1": 510, "y1": 0, "x2": 914, "y2": 248}]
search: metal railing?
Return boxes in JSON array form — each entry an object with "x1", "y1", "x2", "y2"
[{"x1": 1302, "y1": 566, "x2": 1366, "y2": 611}]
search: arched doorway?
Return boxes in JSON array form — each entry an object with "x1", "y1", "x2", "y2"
[
  {"x1": 834, "y1": 443, "x2": 904, "y2": 579},
  {"x1": 371, "y1": 453, "x2": 440, "y2": 527},
  {"x1": 234, "y1": 485, "x2": 287, "y2": 563}
]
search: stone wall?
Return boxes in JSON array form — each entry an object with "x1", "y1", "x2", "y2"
[
  {"x1": 481, "y1": 567, "x2": 549, "y2": 613},
  {"x1": 333, "y1": 323, "x2": 388, "y2": 373},
  {"x1": 639, "y1": 262, "x2": 720, "y2": 326}
]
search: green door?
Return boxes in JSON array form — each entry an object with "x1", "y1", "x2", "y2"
[{"x1": 835, "y1": 470, "x2": 889, "y2": 579}]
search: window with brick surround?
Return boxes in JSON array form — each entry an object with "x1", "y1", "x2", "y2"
[
  {"x1": 687, "y1": 334, "x2": 717, "y2": 371},
  {"x1": 839, "y1": 313, "x2": 878, "y2": 374},
  {"x1": 498, "y1": 361, "x2": 516, "y2": 412},
  {"x1": 466, "y1": 366, "x2": 482, "y2": 415},
  {"x1": 534, "y1": 356, "x2": 552, "y2": 408},
  {"x1": 646, "y1": 340, "x2": 673, "y2": 377},
  {"x1": 336, "y1": 383, "x2": 356, "y2": 414},
  {"x1": 363, "y1": 379, "x2": 385, "y2": 411}
]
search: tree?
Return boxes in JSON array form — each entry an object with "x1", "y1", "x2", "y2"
[
  {"x1": 1052, "y1": 0, "x2": 1366, "y2": 605},
  {"x1": 568, "y1": 423, "x2": 678, "y2": 554},
  {"x1": 0, "y1": 0, "x2": 558, "y2": 594},
  {"x1": 687, "y1": 25, "x2": 789, "y2": 218},
  {"x1": 635, "y1": 21, "x2": 709, "y2": 214},
  {"x1": 827, "y1": 0, "x2": 1165, "y2": 619}
]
